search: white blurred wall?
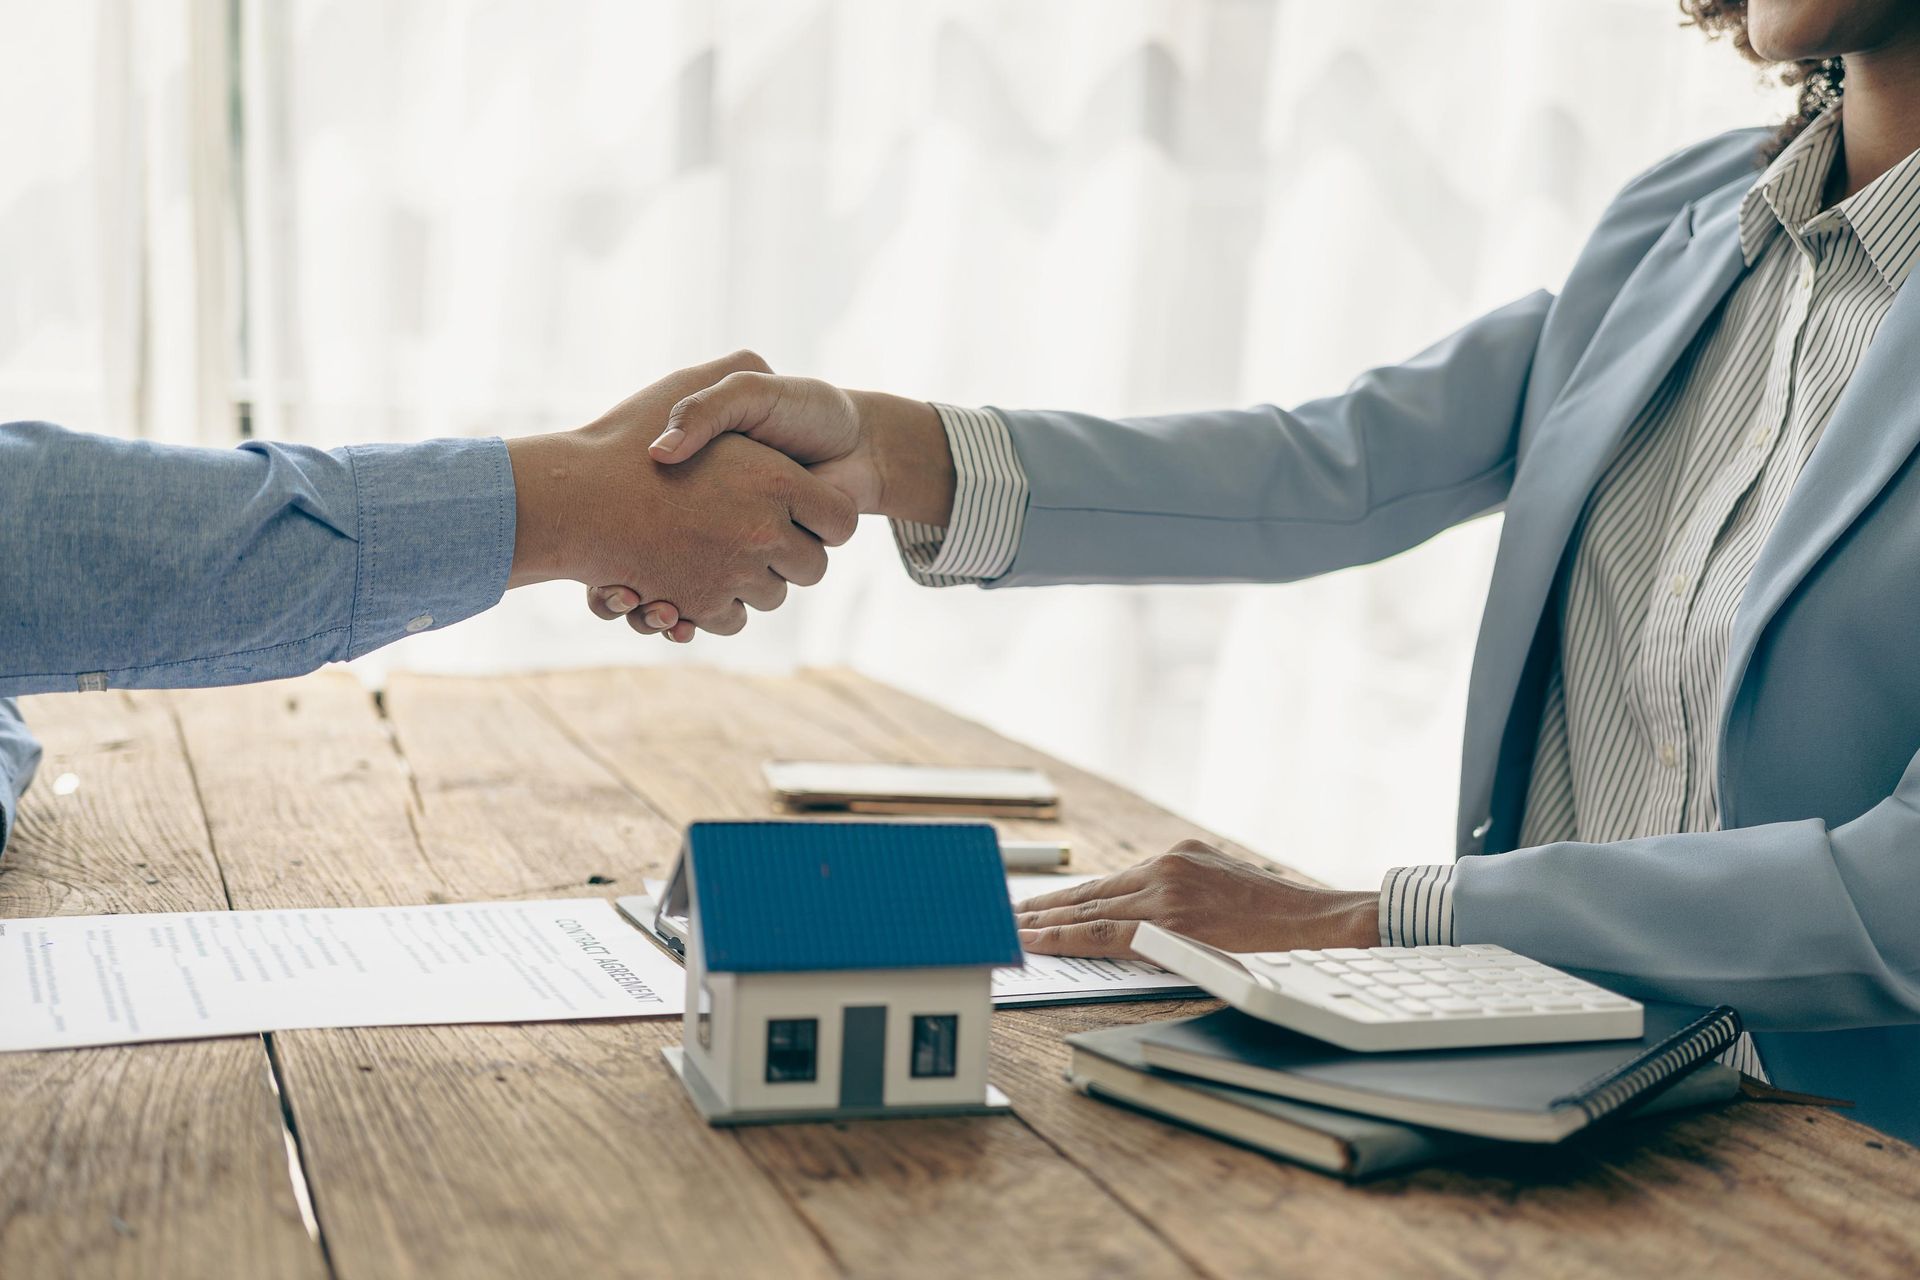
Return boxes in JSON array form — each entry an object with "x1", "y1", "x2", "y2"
[{"x1": 0, "y1": 0, "x2": 1793, "y2": 887}]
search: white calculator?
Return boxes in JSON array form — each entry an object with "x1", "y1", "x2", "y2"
[{"x1": 1133, "y1": 924, "x2": 1643, "y2": 1052}]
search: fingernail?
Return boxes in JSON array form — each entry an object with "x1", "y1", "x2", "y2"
[
  {"x1": 1018, "y1": 929, "x2": 1039, "y2": 943},
  {"x1": 650, "y1": 427, "x2": 685, "y2": 453},
  {"x1": 642, "y1": 606, "x2": 672, "y2": 629},
  {"x1": 608, "y1": 592, "x2": 636, "y2": 614}
]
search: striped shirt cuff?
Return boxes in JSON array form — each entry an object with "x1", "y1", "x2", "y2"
[
  {"x1": 1379, "y1": 865, "x2": 1458, "y2": 946},
  {"x1": 891, "y1": 404, "x2": 1028, "y2": 586}
]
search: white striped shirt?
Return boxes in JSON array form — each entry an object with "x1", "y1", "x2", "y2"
[
  {"x1": 895, "y1": 108, "x2": 1920, "y2": 1078},
  {"x1": 1386, "y1": 110, "x2": 1920, "y2": 1076}
]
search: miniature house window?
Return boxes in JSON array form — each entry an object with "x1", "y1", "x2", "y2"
[
  {"x1": 765, "y1": 1018, "x2": 818, "y2": 1083},
  {"x1": 910, "y1": 1014, "x2": 959, "y2": 1078},
  {"x1": 696, "y1": 979, "x2": 711, "y2": 1049}
]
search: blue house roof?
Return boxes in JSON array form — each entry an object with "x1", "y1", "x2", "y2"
[{"x1": 687, "y1": 821, "x2": 1023, "y2": 973}]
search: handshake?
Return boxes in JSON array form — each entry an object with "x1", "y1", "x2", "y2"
[{"x1": 504, "y1": 351, "x2": 956, "y2": 642}]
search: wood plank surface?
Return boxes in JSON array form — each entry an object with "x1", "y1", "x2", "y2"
[
  {"x1": 11, "y1": 667, "x2": 1920, "y2": 1280},
  {"x1": 528, "y1": 665, "x2": 1920, "y2": 1280},
  {"x1": 0, "y1": 692, "x2": 326, "y2": 1280},
  {"x1": 164, "y1": 673, "x2": 840, "y2": 1280},
  {"x1": 801, "y1": 668, "x2": 1920, "y2": 1280},
  {"x1": 451, "y1": 668, "x2": 1195, "y2": 1280}
]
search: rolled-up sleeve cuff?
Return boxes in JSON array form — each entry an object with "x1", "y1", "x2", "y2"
[
  {"x1": 891, "y1": 404, "x2": 1028, "y2": 586},
  {"x1": 1380, "y1": 864, "x2": 1458, "y2": 946},
  {"x1": 340, "y1": 437, "x2": 517, "y2": 659}
]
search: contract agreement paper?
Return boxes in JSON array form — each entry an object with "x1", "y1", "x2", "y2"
[
  {"x1": 633, "y1": 873, "x2": 1200, "y2": 1007},
  {"x1": 0, "y1": 898, "x2": 685, "y2": 1052}
]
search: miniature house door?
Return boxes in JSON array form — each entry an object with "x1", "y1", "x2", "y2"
[{"x1": 840, "y1": 1006, "x2": 887, "y2": 1107}]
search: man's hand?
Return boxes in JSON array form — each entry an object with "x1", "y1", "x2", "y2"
[
  {"x1": 1012, "y1": 840, "x2": 1380, "y2": 959},
  {"x1": 506, "y1": 352, "x2": 857, "y2": 638}
]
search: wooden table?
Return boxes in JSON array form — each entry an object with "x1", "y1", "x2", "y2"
[{"x1": 3, "y1": 668, "x2": 1916, "y2": 1280}]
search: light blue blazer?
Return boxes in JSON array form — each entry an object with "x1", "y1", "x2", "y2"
[{"x1": 986, "y1": 128, "x2": 1920, "y2": 1143}]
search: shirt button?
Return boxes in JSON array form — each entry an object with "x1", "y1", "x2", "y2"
[
  {"x1": 1669, "y1": 572, "x2": 1689, "y2": 599},
  {"x1": 406, "y1": 614, "x2": 435, "y2": 633},
  {"x1": 1749, "y1": 426, "x2": 1771, "y2": 452},
  {"x1": 1658, "y1": 741, "x2": 1679, "y2": 768}
]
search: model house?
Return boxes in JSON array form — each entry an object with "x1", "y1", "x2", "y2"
[{"x1": 663, "y1": 820, "x2": 1023, "y2": 1125}]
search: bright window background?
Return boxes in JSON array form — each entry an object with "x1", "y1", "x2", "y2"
[{"x1": 0, "y1": 0, "x2": 1791, "y2": 888}]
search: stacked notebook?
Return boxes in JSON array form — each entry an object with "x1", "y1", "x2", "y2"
[{"x1": 1067, "y1": 1002, "x2": 1744, "y2": 1180}]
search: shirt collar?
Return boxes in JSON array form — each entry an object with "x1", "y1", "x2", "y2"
[{"x1": 1739, "y1": 106, "x2": 1920, "y2": 291}]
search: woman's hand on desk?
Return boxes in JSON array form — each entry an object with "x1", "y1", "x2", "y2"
[{"x1": 1012, "y1": 841, "x2": 1379, "y2": 959}]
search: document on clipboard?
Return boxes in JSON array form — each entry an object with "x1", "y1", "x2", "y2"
[{"x1": 619, "y1": 872, "x2": 1198, "y2": 1009}]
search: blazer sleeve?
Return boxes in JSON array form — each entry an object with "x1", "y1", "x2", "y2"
[
  {"x1": 980, "y1": 126, "x2": 1774, "y2": 590},
  {"x1": 987, "y1": 289, "x2": 1551, "y2": 587},
  {"x1": 1452, "y1": 741, "x2": 1920, "y2": 1032}
]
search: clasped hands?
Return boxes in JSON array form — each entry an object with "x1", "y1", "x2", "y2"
[
  {"x1": 507, "y1": 351, "x2": 1376, "y2": 958},
  {"x1": 507, "y1": 349, "x2": 954, "y2": 642}
]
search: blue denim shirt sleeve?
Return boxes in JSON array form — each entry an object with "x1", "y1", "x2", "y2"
[
  {"x1": 0, "y1": 421, "x2": 517, "y2": 846},
  {"x1": 0, "y1": 699, "x2": 41, "y2": 850}
]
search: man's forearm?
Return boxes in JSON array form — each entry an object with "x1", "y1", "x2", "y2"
[
  {"x1": 505, "y1": 432, "x2": 576, "y2": 587},
  {"x1": 0, "y1": 421, "x2": 514, "y2": 697}
]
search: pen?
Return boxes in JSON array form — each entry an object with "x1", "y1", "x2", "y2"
[{"x1": 999, "y1": 840, "x2": 1070, "y2": 872}]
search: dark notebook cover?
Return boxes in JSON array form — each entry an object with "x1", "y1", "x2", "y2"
[{"x1": 1138, "y1": 1001, "x2": 1742, "y2": 1140}]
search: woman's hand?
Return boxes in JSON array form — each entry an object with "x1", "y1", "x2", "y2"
[
  {"x1": 1012, "y1": 840, "x2": 1380, "y2": 959},
  {"x1": 651, "y1": 375, "x2": 957, "y2": 528}
]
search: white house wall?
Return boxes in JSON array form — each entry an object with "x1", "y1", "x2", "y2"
[
  {"x1": 682, "y1": 965, "x2": 741, "y2": 1108},
  {"x1": 725, "y1": 968, "x2": 992, "y2": 1112}
]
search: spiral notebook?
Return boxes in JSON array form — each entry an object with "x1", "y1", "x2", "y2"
[{"x1": 1136, "y1": 1001, "x2": 1743, "y2": 1143}]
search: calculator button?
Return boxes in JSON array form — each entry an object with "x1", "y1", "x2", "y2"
[
  {"x1": 1322, "y1": 994, "x2": 1390, "y2": 1021},
  {"x1": 1343, "y1": 973, "x2": 1378, "y2": 987},
  {"x1": 1395, "y1": 1000, "x2": 1434, "y2": 1015},
  {"x1": 1370, "y1": 947, "x2": 1416, "y2": 957},
  {"x1": 1413, "y1": 945, "x2": 1454, "y2": 955},
  {"x1": 1403, "y1": 983, "x2": 1450, "y2": 999},
  {"x1": 1431, "y1": 998, "x2": 1479, "y2": 1013},
  {"x1": 1324, "y1": 948, "x2": 1370, "y2": 960},
  {"x1": 1347, "y1": 959, "x2": 1393, "y2": 973},
  {"x1": 1252, "y1": 952, "x2": 1295, "y2": 964},
  {"x1": 1462, "y1": 944, "x2": 1512, "y2": 955},
  {"x1": 1312, "y1": 961, "x2": 1351, "y2": 975},
  {"x1": 1376, "y1": 972, "x2": 1420, "y2": 987}
]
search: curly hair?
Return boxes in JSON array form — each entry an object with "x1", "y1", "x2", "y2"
[{"x1": 1683, "y1": 0, "x2": 1846, "y2": 160}]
